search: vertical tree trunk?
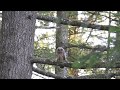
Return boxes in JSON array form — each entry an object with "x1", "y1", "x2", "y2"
[
  {"x1": 55, "y1": 11, "x2": 68, "y2": 78},
  {"x1": 0, "y1": 11, "x2": 37, "y2": 79},
  {"x1": 56, "y1": 11, "x2": 68, "y2": 49}
]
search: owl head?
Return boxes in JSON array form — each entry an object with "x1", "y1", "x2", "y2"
[{"x1": 57, "y1": 47, "x2": 65, "y2": 54}]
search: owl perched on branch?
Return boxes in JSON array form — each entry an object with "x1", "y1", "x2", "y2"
[
  {"x1": 56, "y1": 47, "x2": 67, "y2": 63},
  {"x1": 56, "y1": 47, "x2": 68, "y2": 68}
]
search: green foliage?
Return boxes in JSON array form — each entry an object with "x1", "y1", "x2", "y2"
[
  {"x1": 112, "y1": 12, "x2": 120, "y2": 18},
  {"x1": 67, "y1": 11, "x2": 78, "y2": 19},
  {"x1": 72, "y1": 61, "x2": 81, "y2": 69},
  {"x1": 72, "y1": 52, "x2": 103, "y2": 69},
  {"x1": 34, "y1": 31, "x2": 56, "y2": 72},
  {"x1": 68, "y1": 11, "x2": 120, "y2": 73},
  {"x1": 67, "y1": 11, "x2": 104, "y2": 69},
  {"x1": 109, "y1": 26, "x2": 120, "y2": 33},
  {"x1": 34, "y1": 46, "x2": 55, "y2": 59},
  {"x1": 108, "y1": 47, "x2": 120, "y2": 61},
  {"x1": 34, "y1": 33, "x2": 55, "y2": 59}
]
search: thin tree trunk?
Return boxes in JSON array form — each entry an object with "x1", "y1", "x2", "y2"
[
  {"x1": 55, "y1": 11, "x2": 68, "y2": 78},
  {"x1": 0, "y1": 11, "x2": 37, "y2": 79}
]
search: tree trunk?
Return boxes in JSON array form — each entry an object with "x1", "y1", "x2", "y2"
[
  {"x1": 0, "y1": 11, "x2": 37, "y2": 79},
  {"x1": 55, "y1": 11, "x2": 68, "y2": 78},
  {"x1": 56, "y1": 11, "x2": 68, "y2": 48}
]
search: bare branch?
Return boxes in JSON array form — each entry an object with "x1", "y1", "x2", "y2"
[
  {"x1": 32, "y1": 67, "x2": 64, "y2": 79},
  {"x1": 31, "y1": 58, "x2": 120, "y2": 69},
  {"x1": 0, "y1": 13, "x2": 117, "y2": 31},
  {"x1": 35, "y1": 26, "x2": 60, "y2": 29},
  {"x1": 67, "y1": 44, "x2": 107, "y2": 52},
  {"x1": 32, "y1": 67, "x2": 120, "y2": 79},
  {"x1": 85, "y1": 13, "x2": 98, "y2": 43},
  {"x1": 36, "y1": 15, "x2": 118, "y2": 31},
  {"x1": 31, "y1": 58, "x2": 72, "y2": 68},
  {"x1": 32, "y1": 72, "x2": 46, "y2": 79},
  {"x1": 87, "y1": 11, "x2": 119, "y2": 22},
  {"x1": 75, "y1": 72, "x2": 120, "y2": 79}
]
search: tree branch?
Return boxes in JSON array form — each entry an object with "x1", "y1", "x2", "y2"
[
  {"x1": 75, "y1": 72, "x2": 120, "y2": 79},
  {"x1": 31, "y1": 58, "x2": 120, "y2": 69},
  {"x1": 1, "y1": 13, "x2": 117, "y2": 31},
  {"x1": 36, "y1": 15, "x2": 118, "y2": 31},
  {"x1": 32, "y1": 67, "x2": 120, "y2": 79},
  {"x1": 32, "y1": 72, "x2": 46, "y2": 79},
  {"x1": 32, "y1": 67, "x2": 65, "y2": 79},
  {"x1": 87, "y1": 11, "x2": 119, "y2": 22},
  {"x1": 35, "y1": 26, "x2": 60, "y2": 29},
  {"x1": 67, "y1": 44, "x2": 107, "y2": 52},
  {"x1": 31, "y1": 58, "x2": 72, "y2": 68}
]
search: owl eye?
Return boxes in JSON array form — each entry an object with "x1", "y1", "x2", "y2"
[
  {"x1": 60, "y1": 49, "x2": 63, "y2": 51},
  {"x1": 58, "y1": 49, "x2": 60, "y2": 51}
]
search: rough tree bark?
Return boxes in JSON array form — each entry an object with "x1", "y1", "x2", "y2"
[
  {"x1": 0, "y1": 11, "x2": 37, "y2": 79},
  {"x1": 55, "y1": 11, "x2": 68, "y2": 78}
]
